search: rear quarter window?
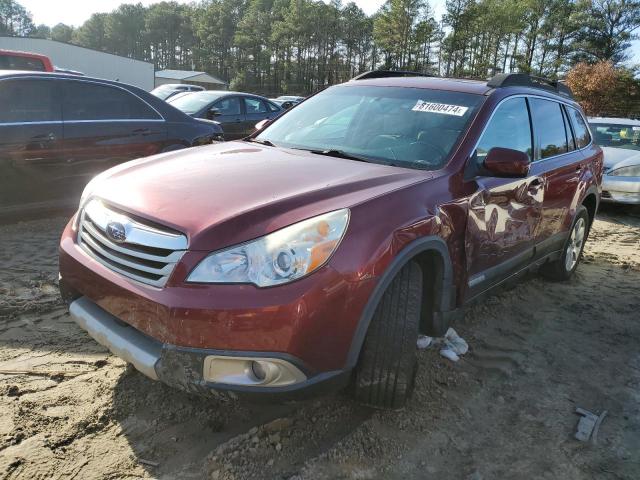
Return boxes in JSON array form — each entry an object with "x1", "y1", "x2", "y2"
[{"x1": 567, "y1": 107, "x2": 591, "y2": 148}]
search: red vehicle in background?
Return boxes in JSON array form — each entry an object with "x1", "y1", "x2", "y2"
[{"x1": 0, "y1": 49, "x2": 54, "y2": 72}]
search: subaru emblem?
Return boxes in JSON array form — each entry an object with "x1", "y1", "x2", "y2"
[{"x1": 106, "y1": 222, "x2": 127, "y2": 243}]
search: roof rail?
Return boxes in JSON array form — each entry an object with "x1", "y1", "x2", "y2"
[
  {"x1": 351, "y1": 70, "x2": 432, "y2": 81},
  {"x1": 487, "y1": 73, "x2": 573, "y2": 99}
]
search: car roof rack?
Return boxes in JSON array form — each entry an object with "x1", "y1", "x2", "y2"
[
  {"x1": 351, "y1": 70, "x2": 432, "y2": 81},
  {"x1": 487, "y1": 73, "x2": 574, "y2": 99}
]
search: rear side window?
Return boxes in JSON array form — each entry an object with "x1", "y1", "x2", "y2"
[
  {"x1": 529, "y1": 98, "x2": 568, "y2": 159},
  {"x1": 567, "y1": 107, "x2": 591, "y2": 148},
  {"x1": 0, "y1": 54, "x2": 45, "y2": 71},
  {"x1": 63, "y1": 81, "x2": 160, "y2": 121},
  {"x1": 0, "y1": 79, "x2": 60, "y2": 123},
  {"x1": 476, "y1": 97, "x2": 532, "y2": 160},
  {"x1": 244, "y1": 97, "x2": 268, "y2": 114}
]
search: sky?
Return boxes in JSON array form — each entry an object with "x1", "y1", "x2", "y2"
[{"x1": 17, "y1": 0, "x2": 640, "y2": 64}]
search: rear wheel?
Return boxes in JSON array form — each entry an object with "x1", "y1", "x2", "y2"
[
  {"x1": 354, "y1": 261, "x2": 422, "y2": 409},
  {"x1": 541, "y1": 206, "x2": 590, "y2": 281}
]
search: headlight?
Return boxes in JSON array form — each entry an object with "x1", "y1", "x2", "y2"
[
  {"x1": 187, "y1": 209, "x2": 350, "y2": 287},
  {"x1": 609, "y1": 165, "x2": 640, "y2": 177}
]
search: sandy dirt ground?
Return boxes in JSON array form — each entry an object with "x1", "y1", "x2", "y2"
[{"x1": 1, "y1": 205, "x2": 639, "y2": 480}]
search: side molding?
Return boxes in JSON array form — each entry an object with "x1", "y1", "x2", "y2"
[{"x1": 345, "y1": 236, "x2": 454, "y2": 369}]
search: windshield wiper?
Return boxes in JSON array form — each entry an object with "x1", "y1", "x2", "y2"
[
  {"x1": 244, "y1": 138, "x2": 276, "y2": 147},
  {"x1": 309, "y1": 149, "x2": 372, "y2": 163}
]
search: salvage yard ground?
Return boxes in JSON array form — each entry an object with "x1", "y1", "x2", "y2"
[{"x1": 1, "y1": 205, "x2": 639, "y2": 480}]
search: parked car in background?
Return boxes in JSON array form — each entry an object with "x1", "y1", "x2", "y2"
[
  {"x1": 150, "y1": 83, "x2": 205, "y2": 101},
  {"x1": 270, "y1": 98, "x2": 297, "y2": 110},
  {"x1": 59, "y1": 72, "x2": 601, "y2": 409},
  {"x1": 275, "y1": 95, "x2": 305, "y2": 103},
  {"x1": 0, "y1": 49, "x2": 53, "y2": 72},
  {"x1": 589, "y1": 117, "x2": 640, "y2": 205},
  {"x1": 0, "y1": 71, "x2": 223, "y2": 220},
  {"x1": 168, "y1": 91, "x2": 282, "y2": 139}
]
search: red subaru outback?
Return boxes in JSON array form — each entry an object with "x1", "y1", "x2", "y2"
[{"x1": 59, "y1": 72, "x2": 602, "y2": 408}]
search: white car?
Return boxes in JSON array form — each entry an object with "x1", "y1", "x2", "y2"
[{"x1": 589, "y1": 117, "x2": 640, "y2": 205}]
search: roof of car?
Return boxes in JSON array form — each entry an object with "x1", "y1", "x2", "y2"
[
  {"x1": 345, "y1": 76, "x2": 492, "y2": 95},
  {"x1": 588, "y1": 117, "x2": 640, "y2": 125},
  {"x1": 0, "y1": 70, "x2": 131, "y2": 86}
]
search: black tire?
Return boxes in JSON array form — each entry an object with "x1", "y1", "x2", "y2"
[
  {"x1": 354, "y1": 261, "x2": 422, "y2": 409},
  {"x1": 541, "y1": 206, "x2": 590, "y2": 281}
]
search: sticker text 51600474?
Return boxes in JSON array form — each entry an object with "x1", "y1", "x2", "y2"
[{"x1": 412, "y1": 100, "x2": 469, "y2": 117}]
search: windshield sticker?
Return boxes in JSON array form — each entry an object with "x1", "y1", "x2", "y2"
[{"x1": 412, "y1": 100, "x2": 469, "y2": 116}]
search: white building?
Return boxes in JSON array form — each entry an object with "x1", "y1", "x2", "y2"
[
  {"x1": 155, "y1": 69, "x2": 228, "y2": 90},
  {"x1": 0, "y1": 36, "x2": 155, "y2": 90}
]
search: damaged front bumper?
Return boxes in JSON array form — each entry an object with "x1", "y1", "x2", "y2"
[{"x1": 67, "y1": 296, "x2": 349, "y2": 398}]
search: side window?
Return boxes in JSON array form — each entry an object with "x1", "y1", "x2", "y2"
[
  {"x1": 567, "y1": 107, "x2": 591, "y2": 148},
  {"x1": 213, "y1": 97, "x2": 241, "y2": 115},
  {"x1": 0, "y1": 79, "x2": 61, "y2": 123},
  {"x1": 244, "y1": 97, "x2": 268, "y2": 114},
  {"x1": 63, "y1": 81, "x2": 160, "y2": 121},
  {"x1": 562, "y1": 106, "x2": 576, "y2": 151},
  {"x1": 476, "y1": 97, "x2": 532, "y2": 160},
  {"x1": 529, "y1": 98, "x2": 568, "y2": 159}
]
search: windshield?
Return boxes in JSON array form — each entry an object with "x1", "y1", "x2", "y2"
[
  {"x1": 169, "y1": 92, "x2": 224, "y2": 114},
  {"x1": 257, "y1": 85, "x2": 483, "y2": 170},
  {"x1": 590, "y1": 123, "x2": 640, "y2": 151}
]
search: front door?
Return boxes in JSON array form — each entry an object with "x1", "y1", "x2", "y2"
[
  {"x1": 0, "y1": 78, "x2": 65, "y2": 217},
  {"x1": 465, "y1": 96, "x2": 544, "y2": 299}
]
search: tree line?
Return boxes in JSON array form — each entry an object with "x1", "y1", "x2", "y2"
[{"x1": 1, "y1": 0, "x2": 639, "y2": 101}]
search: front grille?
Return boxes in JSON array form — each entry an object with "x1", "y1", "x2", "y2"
[{"x1": 78, "y1": 199, "x2": 187, "y2": 287}]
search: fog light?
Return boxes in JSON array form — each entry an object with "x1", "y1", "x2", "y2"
[{"x1": 203, "y1": 355, "x2": 307, "y2": 387}]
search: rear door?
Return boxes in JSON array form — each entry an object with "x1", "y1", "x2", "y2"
[
  {"x1": 465, "y1": 96, "x2": 544, "y2": 298},
  {"x1": 0, "y1": 78, "x2": 65, "y2": 215},
  {"x1": 243, "y1": 97, "x2": 275, "y2": 135},
  {"x1": 61, "y1": 79, "x2": 167, "y2": 193},
  {"x1": 527, "y1": 98, "x2": 584, "y2": 258}
]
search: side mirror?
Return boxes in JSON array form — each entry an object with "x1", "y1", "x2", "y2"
[
  {"x1": 483, "y1": 147, "x2": 531, "y2": 178},
  {"x1": 255, "y1": 118, "x2": 271, "y2": 131},
  {"x1": 207, "y1": 107, "x2": 221, "y2": 120}
]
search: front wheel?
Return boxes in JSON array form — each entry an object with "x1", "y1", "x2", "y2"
[
  {"x1": 541, "y1": 206, "x2": 590, "y2": 281},
  {"x1": 353, "y1": 261, "x2": 422, "y2": 409}
]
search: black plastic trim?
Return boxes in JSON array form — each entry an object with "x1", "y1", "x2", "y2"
[{"x1": 345, "y1": 236, "x2": 454, "y2": 368}]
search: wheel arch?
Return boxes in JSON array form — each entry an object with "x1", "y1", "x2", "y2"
[{"x1": 345, "y1": 236, "x2": 455, "y2": 369}]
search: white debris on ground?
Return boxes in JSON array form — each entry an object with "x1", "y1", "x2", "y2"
[{"x1": 417, "y1": 327, "x2": 469, "y2": 362}]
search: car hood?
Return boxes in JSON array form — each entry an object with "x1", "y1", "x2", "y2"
[
  {"x1": 88, "y1": 142, "x2": 427, "y2": 251},
  {"x1": 602, "y1": 146, "x2": 640, "y2": 171}
]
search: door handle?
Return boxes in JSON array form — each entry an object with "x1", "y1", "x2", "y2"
[
  {"x1": 31, "y1": 132, "x2": 56, "y2": 141},
  {"x1": 132, "y1": 128, "x2": 151, "y2": 135}
]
